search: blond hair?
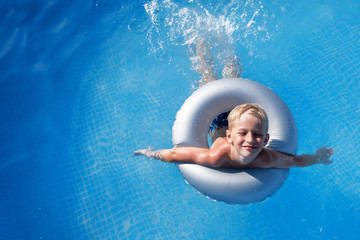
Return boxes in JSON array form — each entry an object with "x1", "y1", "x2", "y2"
[{"x1": 227, "y1": 103, "x2": 269, "y2": 133}]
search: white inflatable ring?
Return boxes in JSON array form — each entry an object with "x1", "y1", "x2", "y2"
[{"x1": 172, "y1": 78, "x2": 298, "y2": 204}]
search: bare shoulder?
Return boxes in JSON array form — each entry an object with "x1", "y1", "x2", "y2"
[
  {"x1": 210, "y1": 137, "x2": 230, "y2": 151},
  {"x1": 255, "y1": 148, "x2": 293, "y2": 168},
  {"x1": 209, "y1": 137, "x2": 231, "y2": 163}
]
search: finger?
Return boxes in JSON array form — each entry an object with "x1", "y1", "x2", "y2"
[
  {"x1": 133, "y1": 150, "x2": 144, "y2": 156},
  {"x1": 327, "y1": 147, "x2": 334, "y2": 157},
  {"x1": 324, "y1": 159, "x2": 333, "y2": 165}
]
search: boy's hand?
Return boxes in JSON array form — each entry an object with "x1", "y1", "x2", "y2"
[
  {"x1": 316, "y1": 146, "x2": 334, "y2": 165},
  {"x1": 133, "y1": 149, "x2": 147, "y2": 156},
  {"x1": 133, "y1": 147, "x2": 153, "y2": 157}
]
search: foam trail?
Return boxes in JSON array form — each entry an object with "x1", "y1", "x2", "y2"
[{"x1": 143, "y1": 0, "x2": 280, "y2": 82}]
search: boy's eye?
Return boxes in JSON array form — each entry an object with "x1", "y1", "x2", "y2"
[{"x1": 237, "y1": 132, "x2": 263, "y2": 137}]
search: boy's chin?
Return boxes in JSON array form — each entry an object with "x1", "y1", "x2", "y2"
[
  {"x1": 241, "y1": 149, "x2": 258, "y2": 157},
  {"x1": 242, "y1": 158, "x2": 255, "y2": 165},
  {"x1": 238, "y1": 155, "x2": 256, "y2": 165}
]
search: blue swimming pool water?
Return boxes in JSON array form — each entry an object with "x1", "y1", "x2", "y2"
[{"x1": 1, "y1": 0, "x2": 360, "y2": 239}]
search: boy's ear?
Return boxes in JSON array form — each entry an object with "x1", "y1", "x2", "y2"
[
  {"x1": 264, "y1": 134, "x2": 270, "y2": 145},
  {"x1": 226, "y1": 130, "x2": 232, "y2": 143}
]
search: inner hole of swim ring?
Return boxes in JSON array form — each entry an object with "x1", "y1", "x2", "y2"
[{"x1": 208, "y1": 111, "x2": 230, "y2": 145}]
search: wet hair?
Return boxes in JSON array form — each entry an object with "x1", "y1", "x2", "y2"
[{"x1": 227, "y1": 103, "x2": 269, "y2": 133}]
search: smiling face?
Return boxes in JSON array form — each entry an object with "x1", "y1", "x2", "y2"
[{"x1": 226, "y1": 110, "x2": 269, "y2": 165}]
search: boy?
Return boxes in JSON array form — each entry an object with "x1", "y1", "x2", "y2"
[{"x1": 133, "y1": 103, "x2": 334, "y2": 168}]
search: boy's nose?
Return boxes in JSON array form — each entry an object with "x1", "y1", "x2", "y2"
[{"x1": 245, "y1": 133, "x2": 254, "y2": 142}]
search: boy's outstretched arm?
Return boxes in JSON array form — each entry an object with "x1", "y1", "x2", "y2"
[
  {"x1": 133, "y1": 146, "x2": 226, "y2": 167},
  {"x1": 274, "y1": 146, "x2": 334, "y2": 168}
]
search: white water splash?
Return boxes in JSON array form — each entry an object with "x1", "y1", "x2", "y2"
[{"x1": 143, "y1": 0, "x2": 280, "y2": 79}]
